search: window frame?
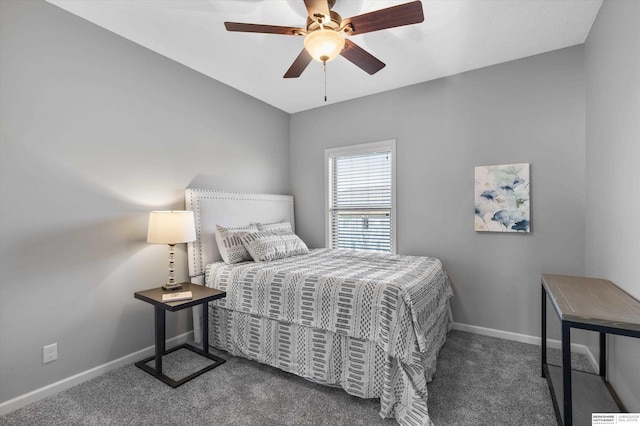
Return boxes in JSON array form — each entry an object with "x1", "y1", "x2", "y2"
[{"x1": 324, "y1": 140, "x2": 397, "y2": 254}]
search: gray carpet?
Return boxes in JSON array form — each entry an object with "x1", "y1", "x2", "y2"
[{"x1": 0, "y1": 330, "x2": 592, "y2": 425}]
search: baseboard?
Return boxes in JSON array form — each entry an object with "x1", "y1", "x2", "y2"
[
  {"x1": 451, "y1": 322, "x2": 599, "y2": 373},
  {"x1": 2, "y1": 323, "x2": 599, "y2": 416},
  {"x1": 0, "y1": 331, "x2": 193, "y2": 416}
]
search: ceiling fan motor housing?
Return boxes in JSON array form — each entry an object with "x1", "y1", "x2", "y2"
[{"x1": 307, "y1": 10, "x2": 344, "y2": 32}]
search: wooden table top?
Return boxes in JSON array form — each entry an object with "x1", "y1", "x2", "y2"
[
  {"x1": 542, "y1": 274, "x2": 640, "y2": 332},
  {"x1": 134, "y1": 282, "x2": 226, "y2": 312}
]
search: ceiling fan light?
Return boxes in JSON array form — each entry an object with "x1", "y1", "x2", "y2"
[{"x1": 304, "y1": 29, "x2": 345, "y2": 63}]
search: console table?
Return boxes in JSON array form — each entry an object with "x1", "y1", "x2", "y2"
[{"x1": 541, "y1": 274, "x2": 640, "y2": 426}]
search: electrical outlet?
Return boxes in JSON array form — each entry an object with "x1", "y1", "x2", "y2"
[{"x1": 43, "y1": 343, "x2": 57, "y2": 364}]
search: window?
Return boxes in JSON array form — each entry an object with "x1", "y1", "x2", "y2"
[{"x1": 325, "y1": 140, "x2": 396, "y2": 253}]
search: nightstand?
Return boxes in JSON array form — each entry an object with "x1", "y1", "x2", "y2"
[{"x1": 134, "y1": 282, "x2": 226, "y2": 387}]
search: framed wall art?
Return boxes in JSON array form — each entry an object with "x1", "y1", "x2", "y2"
[{"x1": 475, "y1": 163, "x2": 530, "y2": 233}]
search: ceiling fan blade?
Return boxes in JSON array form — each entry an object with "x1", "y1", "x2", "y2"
[
  {"x1": 224, "y1": 22, "x2": 304, "y2": 36},
  {"x1": 304, "y1": 0, "x2": 331, "y2": 21},
  {"x1": 345, "y1": 0, "x2": 424, "y2": 35},
  {"x1": 284, "y1": 48, "x2": 313, "y2": 78},
  {"x1": 340, "y1": 39, "x2": 385, "y2": 75}
]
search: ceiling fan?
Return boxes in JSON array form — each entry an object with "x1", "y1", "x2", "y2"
[{"x1": 224, "y1": 0, "x2": 425, "y2": 78}]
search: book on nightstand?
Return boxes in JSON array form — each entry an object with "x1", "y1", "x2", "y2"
[{"x1": 161, "y1": 291, "x2": 193, "y2": 302}]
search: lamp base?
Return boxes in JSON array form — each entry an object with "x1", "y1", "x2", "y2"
[{"x1": 162, "y1": 282, "x2": 183, "y2": 291}]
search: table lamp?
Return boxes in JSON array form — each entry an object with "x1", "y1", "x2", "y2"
[{"x1": 147, "y1": 211, "x2": 196, "y2": 291}]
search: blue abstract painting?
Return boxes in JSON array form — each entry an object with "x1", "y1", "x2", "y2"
[{"x1": 475, "y1": 163, "x2": 530, "y2": 232}]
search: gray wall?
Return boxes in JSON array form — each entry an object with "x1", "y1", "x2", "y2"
[
  {"x1": 585, "y1": 0, "x2": 640, "y2": 411},
  {"x1": 0, "y1": 0, "x2": 290, "y2": 403},
  {"x1": 291, "y1": 46, "x2": 586, "y2": 340}
]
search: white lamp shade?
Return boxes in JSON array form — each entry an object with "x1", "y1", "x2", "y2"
[
  {"x1": 147, "y1": 211, "x2": 196, "y2": 244},
  {"x1": 304, "y1": 29, "x2": 345, "y2": 62}
]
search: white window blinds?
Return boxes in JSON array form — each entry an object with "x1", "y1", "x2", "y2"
[{"x1": 326, "y1": 141, "x2": 396, "y2": 253}]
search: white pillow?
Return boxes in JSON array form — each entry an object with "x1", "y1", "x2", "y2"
[
  {"x1": 215, "y1": 224, "x2": 258, "y2": 264},
  {"x1": 240, "y1": 230, "x2": 308, "y2": 262},
  {"x1": 256, "y1": 220, "x2": 293, "y2": 234}
]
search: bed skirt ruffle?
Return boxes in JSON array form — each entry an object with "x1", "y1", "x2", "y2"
[{"x1": 208, "y1": 304, "x2": 450, "y2": 426}]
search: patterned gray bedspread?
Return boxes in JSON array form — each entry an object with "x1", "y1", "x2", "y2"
[
  {"x1": 206, "y1": 248, "x2": 452, "y2": 362},
  {"x1": 205, "y1": 248, "x2": 453, "y2": 425}
]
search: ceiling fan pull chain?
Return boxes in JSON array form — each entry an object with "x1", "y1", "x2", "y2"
[{"x1": 324, "y1": 60, "x2": 327, "y2": 102}]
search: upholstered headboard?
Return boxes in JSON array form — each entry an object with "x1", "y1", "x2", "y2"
[{"x1": 184, "y1": 189, "x2": 295, "y2": 281}]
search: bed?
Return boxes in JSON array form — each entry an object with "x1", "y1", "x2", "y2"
[{"x1": 185, "y1": 189, "x2": 453, "y2": 426}]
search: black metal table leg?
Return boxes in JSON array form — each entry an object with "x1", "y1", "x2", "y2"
[
  {"x1": 562, "y1": 321, "x2": 572, "y2": 426},
  {"x1": 599, "y1": 332, "x2": 606, "y2": 378},
  {"x1": 542, "y1": 284, "x2": 547, "y2": 378},
  {"x1": 203, "y1": 300, "x2": 209, "y2": 354},
  {"x1": 155, "y1": 307, "x2": 166, "y2": 374}
]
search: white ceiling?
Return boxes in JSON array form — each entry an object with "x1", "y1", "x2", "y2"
[{"x1": 45, "y1": 0, "x2": 602, "y2": 113}]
